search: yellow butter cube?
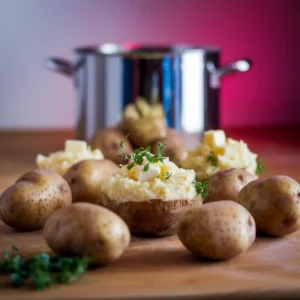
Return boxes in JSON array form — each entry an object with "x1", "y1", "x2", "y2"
[
  {"x1": 204, "y1": 130, "x2": 226, "y2": 148},
  {"x1": 65, "y1": 140, "x2": 87, "y2": 154},
  {"x1": 131, "y1": 164, "x2": 161, "y2": 182}
]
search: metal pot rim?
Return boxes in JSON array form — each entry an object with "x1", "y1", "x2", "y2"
[{"x1": 73, "y1": 43, "x2": 220, "y2": 58}]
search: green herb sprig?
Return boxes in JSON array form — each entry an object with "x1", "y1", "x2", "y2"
[
  {"x1": 256, "y1": 158, "x2": 266, "y2": 175},
  {"x1": 0, "y1": 246, "x2": 92, "y2": 290},
  {"x1": 163, "y1": 172, "x2": 172, "y2": 180},
  {"x1": 193, "y1": 180, "x2": 208, "y2": 199},
  {"x1": 206, "y1": 151, "x2": 218, "y2": 167},
  {"x1": 119, "y1": 140, "x2": 166, "y2": 172}
]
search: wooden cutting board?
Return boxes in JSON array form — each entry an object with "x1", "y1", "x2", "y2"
[
  {"x1": 0, "y1": 128, "x2": 300, "y2": 299},
  {"x1": 1, "y1": 221, "x2": 300, "y2": 300}
]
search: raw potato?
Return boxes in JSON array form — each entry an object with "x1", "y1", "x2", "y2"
[
  {"x1": 64, "y1": 159, "x2": 119, "y2": 204},
  {"x1": 177, "y1": 201, "x2": 256, "y2": 260},
  {"x1": 238, "y1": 175, "x2": 300, "y2": 236},
  {"x1": 206, "y1": 168, "x2": 256, "y2": 203},
  {"x1": 0, "y1": 169, "x2": 72, "y2": 231},
  {"x1": 114, "y1": 120, "x2": 127, "y2": 133},
  {"x1": 89, "y1": 127, "x2": 133, "y2": 164},
  {"x1": 165, "y1": 127, "x2": 181, "y2": 139},
  {"x1": 151, "y1": 128, "x2": 187, "y2": 165},
  {"x1": 99, "y1": 193, "x2": 203, "y2": 236},
  {"x1": 43, "y1": 203, "x2": 130, "y2": 266}
]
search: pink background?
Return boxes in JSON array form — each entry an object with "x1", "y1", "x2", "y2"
[{"x1": 0, "y1": 0, "x2": 299, "y2": 129}]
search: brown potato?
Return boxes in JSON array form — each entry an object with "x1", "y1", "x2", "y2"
[
  {"x1": 238, "y1": 175, "x2": 300, "y2": 236},
  {"x1": 206, "y1": 168, "x2": 256, "y2": 203},
  {"x1": 43, "y1": 203, "x2": 130, "y2": 266},
  {"x1": 0, "y1": 169, "x2": 72, "y2": 231},
  {"x1": 177, "y1": 201, "x2": 256, "y2": 260},
  {"x1": 114, "y1": 120, "x2": 127, "y2": 133},
  {"x1": 165, "y1": 127, "x2": 181, "y2": 138},
  {"x1": 89, "y1": 127, "x2": 133, "y2": 164},
  {"x1": 64, "y1": 159, "x2": 119, "y2": 204},
  {"x1": 151, "y1": 128, "x2": 187, "y2": 165},
  {"x1": 99, "y1": 192, "x2": 203, "y2": 237}
]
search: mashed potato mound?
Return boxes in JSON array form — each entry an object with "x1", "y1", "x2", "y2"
[
  {"x1": 180, "y1": 130, "x2": 258, "y2": 181},
  {"x1": 36, "y1": 140, "x2": 104, "y2": 175},
  {"x1": 101, "y1": 158, "x2": 198, "y2": 203}
]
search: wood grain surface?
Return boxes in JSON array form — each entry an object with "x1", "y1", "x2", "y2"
[{"x1": 0, "y1": 127, "x2": 300, "y2": 300}]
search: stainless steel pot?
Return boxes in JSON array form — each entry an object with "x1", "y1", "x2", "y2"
[{"x1": 45, "y1": 43, "x2": 252, "y2": 140}]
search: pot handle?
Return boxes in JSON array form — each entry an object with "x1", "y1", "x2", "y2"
[
  {"x1": 207, "y1": 59, "x2": 252, "y2": 88},
  {"x1": 44, "y1": 57, "x2": 73, "y2": 76}
]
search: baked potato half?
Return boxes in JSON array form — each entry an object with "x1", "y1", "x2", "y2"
[
  {"x1": 123, "y1": 98, "x2": 167, "y2": 147},
  {"x1": 100, "y1": 139, "x2": 203, "y2": 237},
  {"x1": 99, "y1": 193, "x2": 203, "y2": 237},
  {"x1": 124, "y1": 117, "x2": 167, "y2": 148}
]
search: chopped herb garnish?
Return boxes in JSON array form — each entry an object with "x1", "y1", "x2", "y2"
[
  {"x1": 163, "y1": 172, "x2": 172, "y2": 180},
  {"x1": 206, "y1": 151, "x2": 218, "y2": 166},
  {"x1": 193, "y1": 180, "x2": 208, "y2": 199},
  {"x1": 11, "y1": 273, "x2": 24, "y2": 287},
  {"x1": 143, "y1": 163, "x2": 150, "y2": 172},
  {"x1": 12, "y1": 245, "x2": 19, "y2": 252},
  {"x1": 0, "y1": 246, "x2": 92, "y2": 290},
  {"x1": 127, "y1": 161, "x2": 135, "y2": 170},
  {"x1": 119, "y1": 140, "x2": 166, "y2": 171},
  {"x1": 155, "y1": 142, "x2": 165, "y2": 160},
  {"x1": 119, "y1": 135, "x2": 132, "y2": 162},
  {"x1": 256, "y1": 158, "x2": 266, "y2": 175}
]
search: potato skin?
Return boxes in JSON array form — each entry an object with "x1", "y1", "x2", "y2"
[
  {"x1": 0, "y1": 169, "x2": 72, "y2": 231},
  {"x1": 99, "y1": 192, "x2": 203, "y2": 237},
  {"x1": 89, "y1": 128, "x2": 133, "y2": 164},
  {"x1": 43, "y1": 203, "x2": 130, "y2": 265},
  {"x1": 165, "y1": 128, "x2": 181, "y2": 138},
  {"x1": 206, "y1": 168, "x2": 256, "y2": 203},
  {"x1": 238, "y1": 176, "x2": 300, "y2": 236},
  {"x1": 64, "y1": 159, "x2": 119, "y2": 204},
  {"x1": 177, "y1": 201, "x2": 256, "y2": 260},
  {"x1": 151, "y1": 128, "x2": 187, "y2": 165}
]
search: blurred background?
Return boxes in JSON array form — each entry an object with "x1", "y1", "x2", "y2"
[{"x1": 0, "y1": 0, "x2": 299, "y2": 130}]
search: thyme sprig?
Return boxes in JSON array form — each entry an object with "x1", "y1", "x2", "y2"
[
  {"x1": 256, "y1": 158, "x2": 266, "y2": 175},
  {"x1": 0, "y1": 246, "x2": 92, "y2": 290},
  {"x1": 193, "y1": 180, "x2": 208, "y2": 199},
  {"x1": 119, "y1": 140, "x2": 166, "y2": 172},
  {"x1": 206, "y1": 151, "x2": 218, "y2": 167}
]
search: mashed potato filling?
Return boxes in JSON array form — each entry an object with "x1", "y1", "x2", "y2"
[
  {"x1": 101, "y1": 158, "x2": 197, "y2": 203},
  {"x1": 36, "y1": 140, "x2": 104, "y2": 175},
  {"x1": 181, "y1": 130, "x2": 258, "y2": 181}
]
